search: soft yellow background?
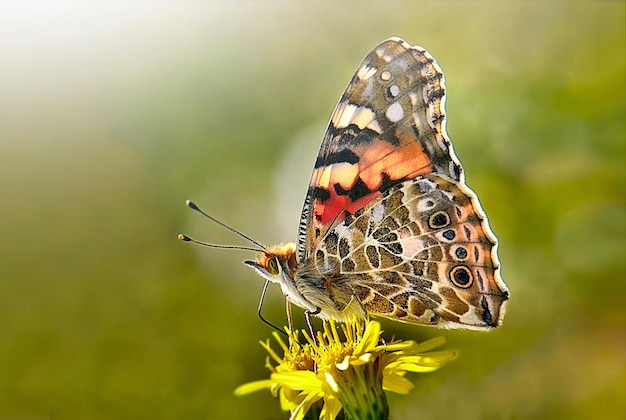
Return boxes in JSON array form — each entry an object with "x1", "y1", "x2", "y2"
[{"x1": 1, "y1": 1, "x2": 624, "y2": 419}]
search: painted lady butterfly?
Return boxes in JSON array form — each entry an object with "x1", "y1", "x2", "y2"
[{"x1": 191, "y1": 37, "x2": 509, "y2": 330}]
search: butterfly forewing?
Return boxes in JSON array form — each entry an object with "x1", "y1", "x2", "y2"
[{"x1": 297, "y1": 37, "x2": 463, "y2": 263}]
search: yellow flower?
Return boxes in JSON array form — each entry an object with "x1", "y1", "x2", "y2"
[{"x1": 235, "y1": 317, "x2": 457, "y2": 420}]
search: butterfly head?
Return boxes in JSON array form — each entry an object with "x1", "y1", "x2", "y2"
[
  {"x1": 244, "y1": 243, "x2": 297, "y2": 284},
  {"x1": 245, "y1": 242, "x2": 321, "y2": 313}
]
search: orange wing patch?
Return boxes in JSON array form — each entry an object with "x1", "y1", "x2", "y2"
[
  {"x1": 311, "y1": 138, "x2": 434, "y2": 227},
  {"x1": 359, "y1": 139, "x2": 431, "y2": 190}
]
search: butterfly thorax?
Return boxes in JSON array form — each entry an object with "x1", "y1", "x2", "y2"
[{"x1": 247, "y1": 242, "x2": 362, "y2": 320}]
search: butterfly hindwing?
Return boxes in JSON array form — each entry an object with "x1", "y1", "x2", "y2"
[{"x1": 312, "y1": 175, "x2": 507, "y2": 329}]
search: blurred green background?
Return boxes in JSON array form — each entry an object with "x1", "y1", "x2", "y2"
[{"x1": 1, "y1": 1, "x2": 624, "y2": 419}]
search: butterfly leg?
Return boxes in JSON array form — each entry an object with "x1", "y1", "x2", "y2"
[
  {"x1": 285, "y1": 298, "x2": 294, "y2": 333},
  {"x1": 257, "y1": 279, "x2": 287, "y2": 336},
  {"x1": 304, "y1": 307, "x2": 321, "y2": 345}
]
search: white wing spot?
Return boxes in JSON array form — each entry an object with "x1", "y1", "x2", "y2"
[
  {"x1": 385, "y1": 102, "x2": 404, "y2": 122},
  {"x1": 333, "y1": 103, "x2": 382, "y2": 133},
  {"x1": 334, "y1": 103, "x2": 358, "y2": 128},
  {"x1": 417, "y1": 198, "x2": 436, "y2": 212},
  {"x1": 370, "y1": 203, "x2": 385, "y2": 224},
  {"x1": 357, "y1": 65, "x2": 377, "y2": 80},
  {"x1": 368, "y1": 118, "x2": 382, "y2": 133},
  {"x1": 352, "y1": 106, "x2": 381, "y2": 133},
  {"x1": 374, "y1": 47, "x2": 394, "y2": 63},
  {"x1": 389, "y1": 85, "x2": 400, "y2": 97},
  {"x1": 381, "y1": 70, "x2": 392, "y2": 81}
]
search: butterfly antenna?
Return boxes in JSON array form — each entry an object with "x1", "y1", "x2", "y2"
[
  {"x1": 184, "y1": 200, "x2": 266, "y2": 249},
  {"x1": 177, "y1": 234, "x2": 262, "y2": 252}
]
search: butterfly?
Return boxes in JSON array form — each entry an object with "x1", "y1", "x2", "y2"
[{"x1": 185, "y1": 37, "x2": 509, "y2": 330}]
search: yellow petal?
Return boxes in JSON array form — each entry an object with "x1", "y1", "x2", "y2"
[
  {"x1": 280, "y1": 387, "x2": 304, "y2": 411},
  {"x1": 349, "y1": 353, "x2": 374, "y2": 366},
  {"x1": 358, "y1": 353, "x2": 374, "y2": 363},
  {"x1": 327, "y1": 317, "x2": 341, "y2": 344},
  {"x1": 378, "y1": 340, "x2": 418, "y2": 352},
  {"x1": 290, "y1": 390, "x2": 324, "y2": 420},
  {"x1": 273, "y1": 331, "x2": 291, "y2": 354},
  {"x1": 354, "y1": 320, "x2": 381, "y2": 355},
  {"x1": 272, "y1": 371, "x2": 322, "y2": 391},
  {"x1": 382, "y1": 372, "x2": 415, "y2": 394},
  {"x1": 323, "y1": 371, "x2": 339, "y2": 393},
  {"x1": 320, "y1": 394, "x2": 342, "y2": 420},
  {"x1": 260, "y1": 340, "x2": 284, "y2": 365},
  {"x1": 387, "y1": 362, "x2": 442, "y2": 373},
  {"x1": 414, "y1": 336, "x2": 448, "y2": 352},
  {"x1": 395, "y1": 350, "x2": 458, "y2": 365},
  {"x1": 336, "y1": 355, "x2": 351, "y2": 370},
  {"x1": 233, "y1": 379, "x2": 274, "y2": 396}
]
